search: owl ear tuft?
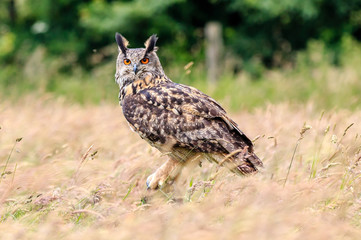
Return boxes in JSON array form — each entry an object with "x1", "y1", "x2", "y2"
[
  {"x1": 115, "y1": 33, "x2": 129, "y2": 56},
  {"x1": 144, "y1": 34, "x2": 158, "y2": 54}
]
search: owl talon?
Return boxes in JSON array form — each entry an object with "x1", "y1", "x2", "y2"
[
  {"x1": 146, "y1": 172, "x2": 169, "y2": 190},
  {"x1": 146, "y1": 174, "x2": 155, "y2": 189}
]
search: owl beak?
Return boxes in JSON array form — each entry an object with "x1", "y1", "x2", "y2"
[{"x1": 133, "y1": 64, "x2": 138, "y2": 74}]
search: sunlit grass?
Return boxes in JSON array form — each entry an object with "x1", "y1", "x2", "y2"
[{"x1": 1, "y1": 98, "x2": 361, "y2": 238}]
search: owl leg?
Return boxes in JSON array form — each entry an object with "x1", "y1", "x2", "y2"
[{"x1": 146, "y1": 157, "x2": 183, "y2": 189}]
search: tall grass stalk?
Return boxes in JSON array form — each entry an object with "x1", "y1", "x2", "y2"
[
  {"x1": 284, "y1": 124, "x2": 311, "y2": 187},
  {"x1": 1, "y1": 138, "x2": 22, "y2": 184}
]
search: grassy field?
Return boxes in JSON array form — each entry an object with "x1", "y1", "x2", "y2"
[
  {"x1": 1, "y1": 96, "x2": 361, "y2": 239},
  {"x1": 2, "y1": 37, "x2": 361, "y2": 113}
]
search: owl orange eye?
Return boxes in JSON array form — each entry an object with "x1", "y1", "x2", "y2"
[
  {"x1": 123, "y1": 59, "x2": 131, "y2": 65},
  {"x1": 140, "y1": 58, "x2": 149, "y2": 64}
]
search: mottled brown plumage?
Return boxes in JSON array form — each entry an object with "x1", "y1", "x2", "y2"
[{"x1": 115, "y1": 33, "x2": 263, "y2": 189}]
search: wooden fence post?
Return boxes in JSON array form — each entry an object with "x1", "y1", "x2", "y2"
[{"x1": 205, "y1": 22, "x2": 223, "y2": 85}]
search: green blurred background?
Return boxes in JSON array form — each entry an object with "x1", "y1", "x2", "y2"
[{"x1": 1, "y1": 0, "x2": 361, "y2": 110}]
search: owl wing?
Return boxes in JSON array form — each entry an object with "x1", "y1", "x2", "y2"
[
  {"x1": 175, "y1": 83, "x2": 254, "y2": 150},
  {"x1": 122, "y1": 82, "x2": 254, "y2": 155}
]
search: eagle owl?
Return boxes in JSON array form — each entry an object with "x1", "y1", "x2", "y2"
[{"x1": 115, "y1": 33, "x2": 263, "y2": 189}]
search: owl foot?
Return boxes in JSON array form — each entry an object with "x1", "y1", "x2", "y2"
[
  {"x1": 146, "y1": 172, "x2": 171, "y2": 189},
  {"x1": 146, "y1": 157, "x2": 183, "y2": 190}
]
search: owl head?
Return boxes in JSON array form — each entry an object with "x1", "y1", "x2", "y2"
[{"x1": 115, "y1": 33, "x2": 164, "y2": 87}]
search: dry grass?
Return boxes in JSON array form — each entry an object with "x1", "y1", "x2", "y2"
[{"x1": 1, "y1": 96, "x2": 361, "y2": 239}]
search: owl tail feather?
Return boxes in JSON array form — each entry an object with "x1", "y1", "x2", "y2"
[
  {"x1": 236, "y1": 153, "x2": 263, "y2": 175},
  {"x1": 220, "y1": 146, "x2": 263, "y2": 175}
]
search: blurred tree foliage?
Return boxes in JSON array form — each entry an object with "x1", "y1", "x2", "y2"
[{"x1": 1, "y1": 0, "x2": 361, "y2": 92}]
